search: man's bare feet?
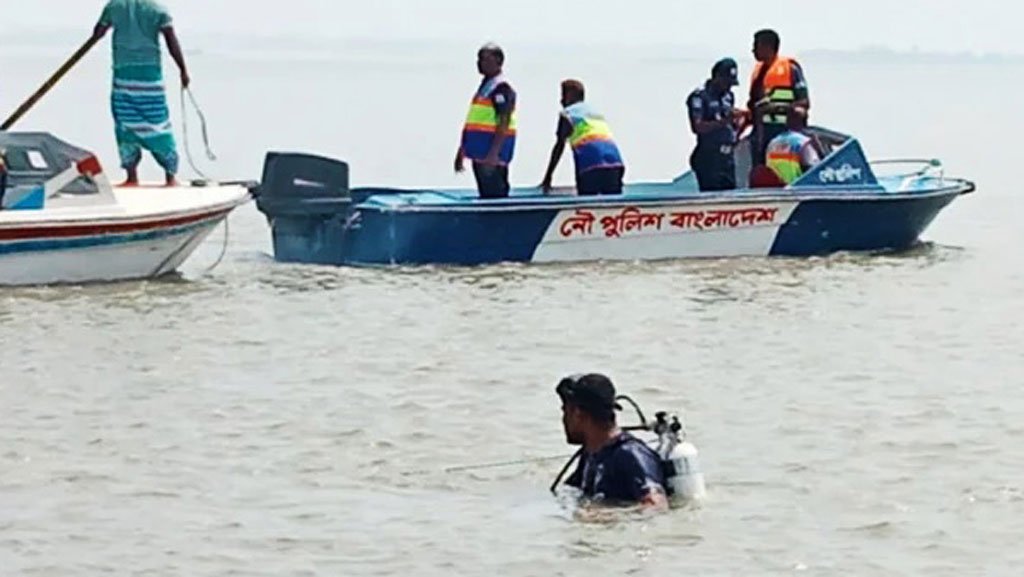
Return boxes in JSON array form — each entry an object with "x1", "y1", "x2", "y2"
[{"x1": 120, "y1": 167, "x2": 139, "y2": 187}]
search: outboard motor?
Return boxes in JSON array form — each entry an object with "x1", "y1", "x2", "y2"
[{"x1": 252, "y1": 152, "x2": 354, "y2": 265}]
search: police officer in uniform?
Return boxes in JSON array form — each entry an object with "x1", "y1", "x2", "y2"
[{"x1": 686, "y1": 58, "x2": 744, "y2": 192}]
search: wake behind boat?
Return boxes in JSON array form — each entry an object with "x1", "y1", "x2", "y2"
[
  {"x1": 0, "y1": 132, "x2": 251, "y2": 286},
  {"x1": 252, "y1": 126, "x2": 975, "y2": 267}
]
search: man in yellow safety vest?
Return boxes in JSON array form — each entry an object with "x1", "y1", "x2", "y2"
[{"x1": 454, "y1": 43, "x2": 518, "y2": 199}]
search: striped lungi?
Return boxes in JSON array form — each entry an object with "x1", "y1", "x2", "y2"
[{"x1": 111, "y1": 64, "x2": 179, "y2": 175}]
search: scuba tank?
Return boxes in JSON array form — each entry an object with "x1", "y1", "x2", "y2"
[{"x1": 653, "y1": 411, "x2": 707, "y2": 502}]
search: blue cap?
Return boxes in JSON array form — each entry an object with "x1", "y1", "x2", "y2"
[{"x1": 712, "y1": 57, "x2": 739, "y2": 86}]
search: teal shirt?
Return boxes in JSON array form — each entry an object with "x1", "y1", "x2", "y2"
[{"x1": 98, "y1": 0, "x2": 173, "y2": 69}]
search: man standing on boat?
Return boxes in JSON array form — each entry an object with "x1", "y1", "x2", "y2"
[
  {"x1": 686, "y1": 58, "x2": 746, "y2": 191},
  {"x1": 92, "y1": 0, "x2": 190, "y2": 187},
  {"x1": 765, "y1": 106, "x2": 821, "y2": 185},
  {"x1": 556, "y1": 373, "x2": 669, "y2": 511},
  {"x1": 747, "y1": 29, "x2": 810, "y2": 168},
  {"x1": 454, "y1": 43, "x2": 517, "y2": 199},
  {"x1": 540, "y1": 80, "x2": 625, "y2": 196}
]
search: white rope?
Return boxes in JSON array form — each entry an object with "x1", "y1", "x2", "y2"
[
  {"x1": 180, "y1": 86, "x2": 217, "y2": 182},
  {"x1": 199, "y1": 216, "x2": 231, "y2": 276},
  {"x1": 179, "y1": 85, "x2": 230, "y2": 276}
]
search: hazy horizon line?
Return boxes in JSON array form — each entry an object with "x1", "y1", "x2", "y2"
[{"x1": 2, "y1": 27, "x2": 1023, "y2": 62}]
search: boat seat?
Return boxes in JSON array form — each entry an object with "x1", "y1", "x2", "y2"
[{"x1": 749, "y1": 165, "x2": 786, "y2": 189}]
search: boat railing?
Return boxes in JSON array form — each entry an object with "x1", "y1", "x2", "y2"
[
  {"x1": 869, "y1": 159, "x2": 945, "y2": 191},
  {"x1": 870, "y1": 158, "x2": 943, "y2": 177}
]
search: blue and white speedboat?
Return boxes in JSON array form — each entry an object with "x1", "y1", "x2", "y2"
[{"x1": 252, "y1": 126, "x2": 974, "y2": 267}]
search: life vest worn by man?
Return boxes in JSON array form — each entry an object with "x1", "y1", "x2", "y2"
[
  {"x1": 747, "y1": 29, "x2": 810, "y2": 168},
  {"x1": 540, "y1": 80, "x2": 625, "y2": 196},
  {"x1": 454, "y1": 43, "x2": 518, "y2": 199},
  {"x1": 766, "y1": 107, "x2": 821, "y2": 185}
]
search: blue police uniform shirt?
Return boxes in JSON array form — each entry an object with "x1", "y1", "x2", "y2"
[
  {"x1": 479, "y1": 79, "x2": 516, "y2": 117},
  {"x1": 687, "y1": 82, "x2": 737, "y2": 151},
  {"x1": 565, "y1": 432, "x2": 667, "y2": 504}
]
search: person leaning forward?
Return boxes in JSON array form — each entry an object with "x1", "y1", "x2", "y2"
[
  {"x1": 454, "y1": 43, "x2": 518, "y2": 199},
  {"x1": 541, "y1": 79, "x2": 625, "y2": 196}
]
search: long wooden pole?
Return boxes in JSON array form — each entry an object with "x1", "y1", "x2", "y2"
[{"x1": 1, "y1": 35, "x2": 102, "y2": 131}]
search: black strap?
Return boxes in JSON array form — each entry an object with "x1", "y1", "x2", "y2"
[
  {"x1": 0, "y1": 153, "x2": 7, "y2": 211},
  {"x1": 549, "y1": 448, "x2": 583, "y2": 495},
  {"x1": 749, "y1": 62, "x2": 772, "y2": 107}
]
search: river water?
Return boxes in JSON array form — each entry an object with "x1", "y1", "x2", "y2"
[{"x1": 1, "y1": 36, "x2": 1022, "y2": 576}]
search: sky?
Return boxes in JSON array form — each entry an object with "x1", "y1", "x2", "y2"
[{"x1": 5, "y1": 0, "x2": 1022, "y2": 56}]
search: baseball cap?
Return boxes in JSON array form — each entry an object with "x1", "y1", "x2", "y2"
[
  {"x1": 712, "y1": 57, "x2": 740, "y2": 86},
  {"x1": 556, "y1": 373, "x2": 623, "y2": 416}
]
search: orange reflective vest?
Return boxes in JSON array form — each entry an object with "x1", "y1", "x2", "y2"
[{"x1": 750, "y1": 57, "x2": 798, "y2": 125}]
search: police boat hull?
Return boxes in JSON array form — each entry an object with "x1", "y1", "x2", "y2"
[
  {"x1": 0, "y1": 132, "x2": 251, "y2": 286},
  {"x1": 252, "y1": 127, "x2": 974, "y2": 267}
]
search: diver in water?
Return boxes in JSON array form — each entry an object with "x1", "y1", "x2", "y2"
[{"x1": 555, "y1": 373, "x2": 669, "y2": 511}]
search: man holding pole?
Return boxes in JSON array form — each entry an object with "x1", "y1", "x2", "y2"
[{"x1": 92, "y1": 0, "x2": 190, "y2": 187}]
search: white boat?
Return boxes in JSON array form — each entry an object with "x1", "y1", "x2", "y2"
[{"x1": 0, "y1": 132, "x2": 251, "y2": 286}]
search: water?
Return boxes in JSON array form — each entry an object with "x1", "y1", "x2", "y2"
[{"x1": 2, "y1": 36, "x2": 1023, "y2": 576}]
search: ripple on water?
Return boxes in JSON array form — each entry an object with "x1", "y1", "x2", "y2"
[{"x1": 0, "y1": 143, "x2": 1020, "y2": 575}]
